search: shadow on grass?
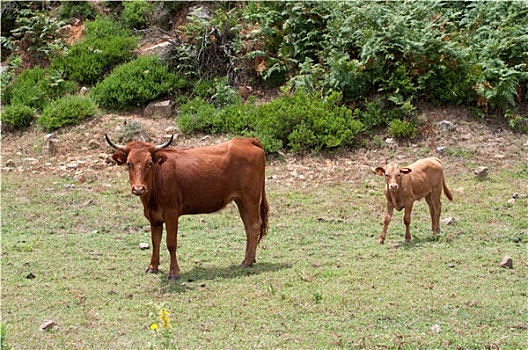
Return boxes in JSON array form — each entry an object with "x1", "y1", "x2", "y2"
[
  {"x1": 157, "y1": 262, "x2": 292, "y2": 294},
  {"x1": 397, "y1": 233, "x2": 446, "y2": 249}
]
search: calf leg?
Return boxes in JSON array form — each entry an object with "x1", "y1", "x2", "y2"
[
  {"x1": 235, "y1": 198, "x2": 261, "y2": 267},
  {"x1": 165, "y1": 218, "x2": 180, "y2": 280},
  {"x1": 147, "y1": 223, "x2": 163, "y2": 274},
  {"x1": 379, "y1": 203, "x2": 394, "y2": 244},
  {"x1": 403, "y1": 203, "x2": 413, "y2": 243},
  {"x1": 425, "y1": 194, "x2": 437, "y2": 235}
]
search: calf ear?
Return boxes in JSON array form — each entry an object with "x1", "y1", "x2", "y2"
[
  {"x1": 401, "y1": 167, "x2": 412, "y2": 174},
  {"x1": 375, "y1": 167, "x2": 386, "y2": 176},
  {"x1": 152, "y1": 152, "x2": 167, "y2": 165},
  {"x1": 112, "y1": 151, "x2": 127, "y2": 165}
]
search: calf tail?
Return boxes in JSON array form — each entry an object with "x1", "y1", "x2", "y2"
[
  {"x1": 259, "y1": 186, "x2": 269, "y2": 243},
  {"x1": 443, "y1": 179, "x2": 453, "y2": 201}
]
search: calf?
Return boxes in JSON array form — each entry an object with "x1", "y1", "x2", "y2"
[{"x1": 375, "y1": 157, "x2": 453, "y2": 244}]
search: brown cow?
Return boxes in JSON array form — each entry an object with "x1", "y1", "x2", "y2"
[
  {"x1": 105, "y1": 134, "x2": 269, "y2": 280},
  {"x1": 375, "y1": 157, "x2": 453, "y2": 244}
]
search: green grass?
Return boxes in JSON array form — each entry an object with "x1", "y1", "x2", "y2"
[{"x1": 1, "y1": 159, "x2": 527, "y2": 349}]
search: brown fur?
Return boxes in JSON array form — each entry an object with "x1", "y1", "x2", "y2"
[
  {"x1": 375, "y1": 157, "x2": 453, "y2": 244},
  {"x1": 110, "y1": 137, "x2": 268, "y2": 279}
]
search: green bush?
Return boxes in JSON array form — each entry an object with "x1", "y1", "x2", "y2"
[
  {"x1": 387, "y1": 119, "x2": 417, "y2": 140},
  {"x1": 57, "y1": 1, "x2": 97, "y2": 20},
  {"x1": 122, "y1": 0, "x2": 154, "y2": 29},
  {"x1": 0, "y1": 104, "x2": 34, "y2": 130},
  {"x1": 91, "y1": 56, "x2": 187, "y2": 110},
  {"x1": 178, "y1": 91, "x2": 364, "y2": 153},
  {"x1": 37, "y1": 95, "x2": 97, "y2": 130},
  {"x1": 51, "y1": 17, "x2": 138, "y2": 85},
  {"x1": 5, "y1": 67, "x2": 77, "y2": 110}
]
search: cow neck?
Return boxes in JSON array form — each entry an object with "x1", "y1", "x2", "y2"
[
  {"x1": 386, "y1": 184, "x2": 404, "y2": 211},
  {"x1": 140, "y1": 162, "x2": 163, "y2": 211}
]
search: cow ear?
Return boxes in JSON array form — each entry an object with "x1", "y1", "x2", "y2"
[
  {"x1": 375, "y1": 167, "x2": 386, "y2": 176},
  {"x1": 401, "y1": 167, "x2": 412, "y2": 174},
  {"x1": 152, "y1": 152, "x2": 167, "y2": 165},
  {"x1": 112, "y1": 151, "x2": 127, "y2": 165}
]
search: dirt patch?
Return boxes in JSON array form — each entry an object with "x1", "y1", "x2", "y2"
[{"x1": 1, "y1": 107, "x2": 527, "y2": 188}]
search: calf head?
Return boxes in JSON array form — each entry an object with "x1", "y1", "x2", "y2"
[
  {"x1": 375, "y1": 162, "x2": 412, "y2": 192},
  {"x1": 105, "y1": 134, "x2": 173, "y2": 196}
]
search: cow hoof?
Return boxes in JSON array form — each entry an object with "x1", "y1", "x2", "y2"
[
  {"x1": 145, "y1": 267, "x2": 159, "y2": 274},
  {"x1": 378, "y1": 240, "x2": 385, "y2": 245},
  {"x1": 167, "y1": 274, "x2": 180, "y2": 280},
  {"x1": 240, "y1": 262, "x2": 254, "y2": 268}
]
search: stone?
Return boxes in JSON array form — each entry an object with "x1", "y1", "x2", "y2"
[
  {"x1": 436, "y1": 146, "x2": 447, "y2": 154},
  {"x1": 79, "y1": 86, "x2": 89, "y2": 95},
  {"x1": 139, "y1": 243, "x2": 149, "y2": 250},
  {"x1": 43, "y1": 134, "x2": 59, "y2": 156},
  {"x1": 473, "y1": 166, "x2": 488, "y2": 180},
  {"x1": 88, "y1": 139, "x2": 101, "y2": 149},
  {"x1": 507, "y1": 198, "x2": 516, "y2": 207},
  {"x1": 5, "y1": 159, "x2": 15, "y2": 167},
  {"x1": 144, "y1": 100, "x2": 174, "y2": 119},
  {"x1": 442, "y1": 217, "x2": 456, "y2": 226},
  {"x1": 40, "y1": 320, "x2": 57, "y2": 331},
  {"x1": 500, "y1": 255, "x2": 513, "y2": 269},
  {"x1": 439, "y1": 120, "x2": 456, "y2": 131}
]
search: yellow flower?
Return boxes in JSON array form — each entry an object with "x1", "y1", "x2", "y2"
[{"x1": 150, "y1": 323, "x2": 158, "y2": 331}]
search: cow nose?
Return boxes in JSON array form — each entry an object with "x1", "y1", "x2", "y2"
[
  {"x1": 131, "y1": 185, "x2": 146, "y2": 195},
  {"x1": 389, "y1": 183, "x2": 398, "y2": 191}
]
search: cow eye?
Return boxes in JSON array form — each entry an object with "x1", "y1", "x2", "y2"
[{"x1": 126, "y1": 162, "x2": 131, "y2": 170}]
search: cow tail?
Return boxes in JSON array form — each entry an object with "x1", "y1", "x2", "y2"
[
  {"x1": 443, "y1": 179, "x2": 453, "y2": 201},
  {"x1": 259, "y1": 186, "x2": 269, "y2": 243}
]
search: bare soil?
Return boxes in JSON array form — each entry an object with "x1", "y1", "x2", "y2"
[{"x1": 1, "y1": 107, "x2": 527, "y2": 191}]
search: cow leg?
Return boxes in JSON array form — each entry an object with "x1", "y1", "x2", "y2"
[
  {"x1": 425, "y1": 194, "x2": 437, "y2": 235},
  {"x1": 165, "y1": 217, "x2": 180, "y2": 280},
  {"x1": 147, "y1": 223, "x2": 163, "y2": 274},
  {"x1": 433, "y1": 191, "x2": 442, "y2": 234},
  {"x1": 403, "y1": 203, "x2": 413, "y2": 243},
  {"x1": 379, "y1": 203, "x2": 394, "y2": 244},
  {"x1": 235, "y1": 198, "x2": 261, "y2": 267}
]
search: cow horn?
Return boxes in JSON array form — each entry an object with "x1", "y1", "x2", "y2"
[
  {"x1": 105, "y1": 134, "x2": 126, "y2": 151},
  {"x1": 153, "y1": 134, "x2": 174, "y2": 151}
]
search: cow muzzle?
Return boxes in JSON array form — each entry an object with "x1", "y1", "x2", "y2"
[
  {"x1": 131, "y1": 185, "x2": 147, "y2": 196},
  {"x1": 388, "y1": 183, "x2": 398, "y2": 191}
]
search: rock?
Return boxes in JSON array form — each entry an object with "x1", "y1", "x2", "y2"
[
  {"x1": 141, "y1": 41, "x2": 172, "y2": 58},
  {"x1": 500, "y1": 255, "x2": 513, "y2": 269},
  {"x1": 79, "y1": 86, "x2": 89, "y2": 95},
  {"x1": 431, "y1": 324, "x2": 441, "y2": 333},
  {"x1": 40, "y1": 320, "x2": 57, "y2": 331},
  {"x1": 385, "y1": 138, "x2": 395, "y2": 145},
  {"x1": 88, "y1": 139, "x2": 101, "y2": 149},
  {"x1": 165, "y1": 126, "x2": 179, "y2": 133},
  {"x1": 5, "y1": 159, "x2": 15, "y2": 167},
  {"x1": 446, "y1": 263, "x2": 456, "y2": 268},
  {"x1": 507, "y1": 198, "x2": 516, "y2": 207},
  {"x1": 442, "y1": 217, "x2": 456, "y2": 226},
  {"x1": 473, "y1": 166, "x2": 488, "y2": 180},
  {"x1": 522, "y1": 140, "x2": 528, "y2": 147},
  {"x1": 139, "y1": 243, "x2": 149, "y2": 250},
  {"x1": 144, "y1": 100, "x2": 174, "y2": 119},
  {"x1": 436, "y1": 146, "x2": 447, "y2": 154},
  {"x1": 43, "y1": 134, "x2": 59, "y2": 156},
  {"x1": 439, "y1": 120, "x2": 456, "y2": 131}
]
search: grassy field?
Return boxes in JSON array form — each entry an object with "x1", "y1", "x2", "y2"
[
  {"x1": 2, "y1": 115, "x2": 528, "y2": 349},
  {"x1": 2, "y1": 147, "x2": 527, "y2": 349}
]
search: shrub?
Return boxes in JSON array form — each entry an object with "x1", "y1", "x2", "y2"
[
  {"x1": 91, "y1": 56, "x2": 187, "y2": 110},
  {"x1": 178, "y1": 91, "x2": 364, "y2": 153},
  {"x1": 51, "y1": 17, "x2": 138, "y2": 85},
  {"x1": 57, "y1": 1, "x2": 97, "y2": 20},
  {"x1": 37, "y1": 95, "x2": 97, "y2": 130},
  {"x1": 5, "y1": 67, "x2": 78, "y2": 110},
  {"x1": 387, "y1": 119, "x2": 417, "y2": 140},
  {"x1": 0, "y1": 104, "x2": 34, "y2": 130},
  {"x1": 122, "y1": 0, "x2": 154, "y2": 30}
]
